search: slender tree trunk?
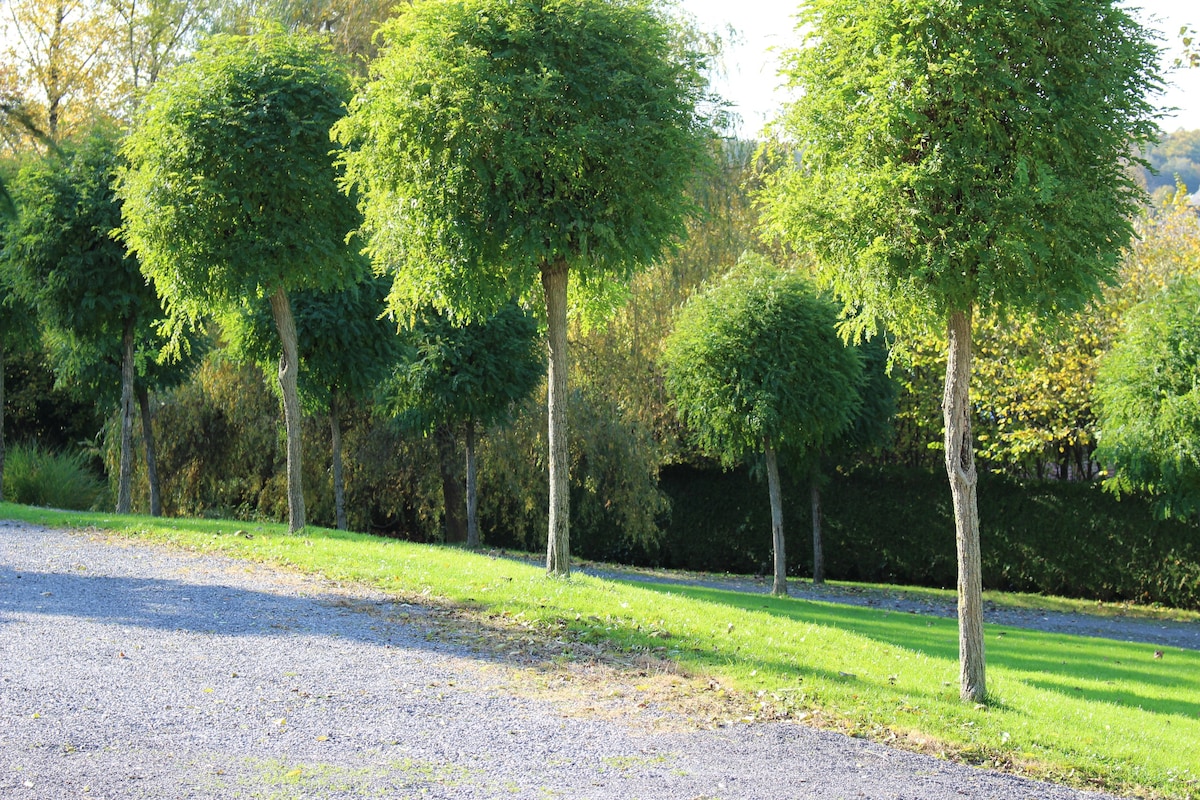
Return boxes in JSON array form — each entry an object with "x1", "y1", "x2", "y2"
[
  {"x1": 811, "y1": 467, "x2": 825, "y2": 585},
  {"x1": 465, "y1": 419, "x2": 480, "y2": 549},
  {"x1": 764, "y1": 437, "x2": 787, "y2": 596},
  {"x1": 269, "y1": 287, "x2": 306, "y2": 533},
  {"x1": 1, "y1": 341, "x2": 5, "y2": 503},
  {"x1": 436, "y1": 423, "x2": 467, "y2": 543},
  {"x1": 542, "y1": 259, "x2": 570, "y2": 576},
  {"x1": 136, "y1": 384, "x2": 161, "y2": 517},
  {"x1": 945, "y1": 307, "x2": 986, "y2": 704},
  {"x1": 117, "y1": 315, "x2": 136, "y2": 514},
  {"x1": 330, "y1": 391, "x2": 347, "y2": 531}
]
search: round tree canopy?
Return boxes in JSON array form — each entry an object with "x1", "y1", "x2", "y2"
[{"x1": 661, "y1": 252, "x2": 864, "y2": 466}]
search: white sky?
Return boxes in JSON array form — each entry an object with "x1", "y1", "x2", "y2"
[{"x1": 680, "y1": 0, "x2": 1200, "y2": 138}]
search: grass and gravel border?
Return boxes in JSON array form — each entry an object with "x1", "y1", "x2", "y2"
[{"x1": 4, "y1": 503, "x2": 1198, "y2": 799}]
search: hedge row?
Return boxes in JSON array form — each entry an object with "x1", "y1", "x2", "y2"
[{"x1": 579, "y1": 465, "x2": 1200, "y2": 610}]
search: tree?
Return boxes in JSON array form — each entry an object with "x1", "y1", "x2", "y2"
[
  {"x1": 764, "y1": 0, "x2": 1160, "y2": 702},
  {"x1": 661, "y1": 254, "x2": 864, "y2": 595},
  {"x1": 1095, "y1": 276, "x2": 1200, "y2": 517},
  {"x1": 1, "y1": 126, "x2": 158, "y2": 513},
  {"x1": 224, "y1": 276, "x2": 399, "y2": 530},
  {"x1": 118, "y1": 28, "x2": 364, "y2": 532},
  {"x1": 1, "y1": 0, "x2": 114, "y2": 143},
  {"x1": 384, "y1": 302, "x2": 544, "y2": 547},
  {"x1": 334, "y1": 0, "x2": 714, "y2": 575}
]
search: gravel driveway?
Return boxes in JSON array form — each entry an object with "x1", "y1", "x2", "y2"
[{"x1": 1, "y1": 520, "x2": 1132, "y2": 800}]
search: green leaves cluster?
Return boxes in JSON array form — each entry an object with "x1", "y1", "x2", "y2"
[
  {"x1": 661, "y1": 253, "x2": 864, "y2": 467},
  {"x1": 119, "y1": 27, "x2": 363, "y2": 329},
  {"x1": 334, "y1": 0, "x2": 715, "y2": 317},
  {"x1": 1096, "y1": 277, "x2": 1200, "y2": 518},
  {"x1": 384, "y1": 302, "x2": 544, "y2": 436},
  {"x1": 765, "y1": 0, "x2": 1162, "y2": 335}
]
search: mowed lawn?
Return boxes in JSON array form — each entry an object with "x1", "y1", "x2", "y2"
[{"x1": 4, "y1": 503, "x2": 1198, "y2": 799}]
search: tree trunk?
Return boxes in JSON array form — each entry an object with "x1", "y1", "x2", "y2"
[
  {"x1": 117, "y1": 315, "x2": 136, "y2": 514},
  {"x1": 1, "y1": 341, "x2": 5, "y2": 503},
  {"x1": 944, "y1": 307, "x2": 986, "y2": 704},
  {"x1": 330, "y1": 391, "x2": 347, "y2": 531},
  {"x1": 811, "y1": 468, "x2": 825, "y2": 585},
  {"x1": 465, "y1": 419, "x2": 480, "y2": 549},
  {"x1": 136, "y1": 384, "x2": 161, "y2": 517},
  {"x1": 269, "y1": 287, "x2": 306, "y2": 533},
  {"x1": 542, "y1": 260, "x2": 571, "y2": 576},
  {"x1": 436, "y1": 423, "x2": 467, "y2": 543},
  {"x1": 764, "y1": 437, "x2": 787, "y2": 596}
]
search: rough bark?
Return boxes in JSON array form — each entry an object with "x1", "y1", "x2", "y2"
[
  {"x1": 764, "y1": 438, "x2": 788, "y2": 596},
  {"x1": 136, "y1": 384, "x2": 161, "y2": 517},
  {"x1": 811, "y1": 469, "x2": 825, "y2": 585},
  {"x1": 542, "y1": 260, "x2": 571, "y2": 576},
  {"x1": 465, "y1": 420, "x2": 480, "y2": 549},
  {"x1": 945, "y1": 307, "x2": 986, "y2": 703},
  {"x1": 436, "y1": 423, "x2": 467, "y2": 543},
  {"x1": 269, "y1": 287, "x2": 306, "y2": 533},
  {"x1": 330, "y1": 391, "x2": 347, "y2": 531},
  {"x1": 116, "y1": 315, "x2": 136, "y2": 514}
]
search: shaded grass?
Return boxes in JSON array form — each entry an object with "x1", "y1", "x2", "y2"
[{"x1": 3, "y1": 502, "x2": 1198, "y2": 799}]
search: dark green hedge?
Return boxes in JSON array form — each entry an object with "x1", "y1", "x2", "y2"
[{"x1": 645, "y1": 465, "x2": 1200, "y2": 610}]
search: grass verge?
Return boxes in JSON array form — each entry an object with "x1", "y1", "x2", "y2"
[{"x1": 4, "y1": 503, "x2": 1198, "y2": 799}]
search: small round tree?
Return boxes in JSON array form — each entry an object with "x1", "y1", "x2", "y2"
[
  {"x1": 1096, "y1": 277, "x2": 1200, "y2": 518},
  {"x1": 2, "y1": 127, "x2": 160, "y2": 514},
  {"x1": 119, "y1": 28, "x2": 365, "y2": 532},
  {"x1": 334, "y1": 0, "x2": 714, "y2": 574},
  {"x1": 661, "y1": 253, "x2": 864, "y2": 595},
  {"x1": 384, "y1": 302, "x2": 544, "y2": 548}
]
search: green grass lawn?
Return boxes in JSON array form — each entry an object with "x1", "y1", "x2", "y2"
[{"x1": 4, "y1": 503, "x2": 1198, "y2": 799}]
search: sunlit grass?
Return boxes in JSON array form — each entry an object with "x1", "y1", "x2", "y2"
[{"x1": 4, "y1": 502, "x2": 1198, "y2": 798}]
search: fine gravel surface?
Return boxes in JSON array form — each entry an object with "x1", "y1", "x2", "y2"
[{"x1": 1, "y1": 520, "x2": 1132, "y2": 800}]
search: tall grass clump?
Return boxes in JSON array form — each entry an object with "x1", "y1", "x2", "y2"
[{"x1": 4, "y1": 442, "x2": 106, "y2": 510}]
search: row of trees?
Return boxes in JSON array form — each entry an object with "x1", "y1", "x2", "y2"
[{"x1": 2, "y1": 0, "x2": 1191, "y2": 708}]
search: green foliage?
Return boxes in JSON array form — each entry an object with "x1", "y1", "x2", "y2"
[
  {"x1": 224, "y1": 276, "x2": 401, "y2": 414},
  {"x1": 384, "y1": 302, "x2": 544, "y2": 435},
  {"x1": 3, "y1": 127, "x2": 158, "y2": 353},
  {"x1": 661, "y1": 253, "x2": 863, "y2": 466},
  {"x1": 1095, "y1": 277, "x2": 1200, "y2": 518},
  {"x1": 476, "y1": 390, "x2": 668, "y2": 555},
  {"x1": 4, "y1": 441, "x2": 106, "y2": 509},
  {"x1": 764, "y1": 0, "x2": 1162, "y2": 336},
  {"x1": 333, "y1": 0, "x2": 716, "y2": 318},
  {"x1": 118, "y1": 26, "x2": 364, "y2": 335}
]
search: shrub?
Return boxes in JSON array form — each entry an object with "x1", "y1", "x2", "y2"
[{"x1": 4, "y1": 442, "x2": 107, "y2": 510}]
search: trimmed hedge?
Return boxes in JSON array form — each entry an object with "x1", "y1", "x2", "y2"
[{"x1": 649, "y1": 465, "x2": 1200, "y2": 610}]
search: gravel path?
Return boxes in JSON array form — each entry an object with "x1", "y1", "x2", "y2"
[{"x1": 1, "y1": 520, "x2": 1131, "y2": 800}]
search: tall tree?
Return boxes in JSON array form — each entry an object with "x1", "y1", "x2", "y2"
[
  {"x1": 118, "y1": 28, "x2": 364, "y2": 532},
  {"x1": 660, "y1": 254, "x2": 864, "y2": 595},
  {"x1": 334, "y1": 0, "x2": 714, "y2": 575},
  {"x1": 384, "y1": 302, "x2": 544, "y2": 547},
  {"x1": 764, "y1": 0, "x2": 1161, "y2": 701},
  {"x1": 1, "y1": 126, "x2": 157, "y2": 513},
  {"x1": 223, "y1": 276, "x2": 397, "y2": 531}
]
